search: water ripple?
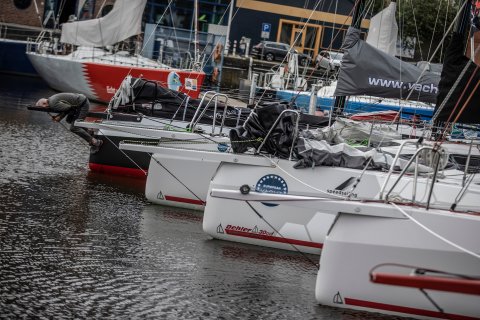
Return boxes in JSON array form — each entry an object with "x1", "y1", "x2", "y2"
[{"x1": 0, "y1": 74, "x2": 408, "y2": 319}]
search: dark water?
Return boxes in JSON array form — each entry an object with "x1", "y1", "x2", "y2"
[{"x1": 0, "y1": 74, "x2": 401, "y2": 319}]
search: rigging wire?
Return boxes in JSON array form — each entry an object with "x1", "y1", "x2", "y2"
[
  {"x1": 409, "y1": 0, "x2": 424, "y2": 61},
  {"x1": 147, "y1": 153, "x2": 205, "y2": 205},
  {"x1": 244, "y1": 200, "x2": 320, "y2": 269},
  {"x1": 390, "y1": 202, "x2": 480, "y2": 261},
  {"x1": 439, "y1": 0, "x2": 451, "y2": 62},
  {"x1": 96, "y1": 128, "x2": 148, "y2": 175},
  {"x1": 426, "y1": 0, "x2": 444, "y2": 60}
]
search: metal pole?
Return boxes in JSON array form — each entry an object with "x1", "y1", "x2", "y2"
[
  {"x1": 309, "y1": 84, "x2": 319, "y2": 115},
  {"x1": 332, "y1": 0, "x2": 365, "y2": 116},
  {"x1": 248, "y1": 57, "x2": 253, "y2": 81},
  {"x1": 216, "y1": 32, "x2": 227, "y2": 91},
  {"x1": 225, "y1": 0, "x2": 234, "y2": 56},
  {"x1": 249, "y1": 73, "x2": 258, "y2": 105},
  {"x1": 463, "y1": 139, "x2": 474, "y2": 187},
  {"x1": 194, "y1": 0, "x2": 199, "y2": 64},
  {"x1": 456, "y1": 0, "x2": 471, "y2": 42}
]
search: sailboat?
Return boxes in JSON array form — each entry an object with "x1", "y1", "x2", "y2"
[
  {"x1": 73, "y1": 76, "x2": 253, "y2": 178},
  {"x1": 190, "y1": 1, "x2": 480, "y2": 318},
  {"x1": 118, "y1": 0, "x2": 480, "y2": 249},
  {"x1": 26, "y1": 0, "x2": 205, "y2": 103},
  {"x1": 260, "y1": 1, "x2": 439, "y2": 121}
]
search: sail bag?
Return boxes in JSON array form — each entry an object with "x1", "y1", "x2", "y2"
[{"x1": 335, "y1": 27, "x2": 440, "y2": 104}]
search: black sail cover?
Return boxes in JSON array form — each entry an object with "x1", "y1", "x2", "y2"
[
  {"x1": 334, "y1": 27, "x2": 440, "y2": 103},
  {"x1": 434, "y1": 32, "x2": 480, "y2": 124}
]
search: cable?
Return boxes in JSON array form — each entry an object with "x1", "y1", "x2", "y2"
[
  {"x1": 245, "y1": 201, "x2": 319, "y2": 269},
  {"x1": 148, "y1": 154, "x2": 205, "y2": 205},
  {"x1": 390, "y1": 202, "x2": 480, "y2": 260}
]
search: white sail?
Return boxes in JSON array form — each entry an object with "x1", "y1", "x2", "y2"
[
  {"x1": 61, "y1": 0, "x2": 147, "y2": 47},
  {"x1": 366, "y1": 1, "x2": 398, "y2": 56}
]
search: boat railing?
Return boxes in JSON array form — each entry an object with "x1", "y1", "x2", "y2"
[
  {"x1": 379, "y1": 140, "x2": 449, "y2": 209},
  {"x1": 26, "y1": 34, "x2": 68, "y2": 56},
  {"x1": 0, "y1": 22, "x2": 45, "y2": 41},
  {"x1": 189, "y1": 92, "x2": 230, "y2": 135},
  {"x1": 263, "y1": 72, "x2": 284, "y2": 90},
  {"x1": 255, "y1": 109, "x2": 300, "y2": 161}
]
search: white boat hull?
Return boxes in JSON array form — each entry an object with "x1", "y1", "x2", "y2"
[
  {"x1": 204, "y1": 163, "x2": 337, "y2": 254},
  {"x1": 315, "y1": 201, "x2": 480, "y2": 319},
  {"x1": 128, "y1": 146, "x2": 480, "y2": 254},
  {"x1": 205, "y1": 160, "x2": 480, "y2": 254},
  {"x1": 145, "y1": 143, "x2": 231, "y2": 210}
]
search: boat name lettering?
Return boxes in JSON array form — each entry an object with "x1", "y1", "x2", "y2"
[
  {"x1": 326, "y1": 189, "x2": 357, "y2": 198},
  {"x1": 225, "y1": 225, "x2": 273, "y2": 235},
  {"x1": 226, "y1": 225, "x2": 252, "y2": 233}
]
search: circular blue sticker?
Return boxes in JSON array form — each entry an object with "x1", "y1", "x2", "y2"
[
  {"x1": 255, "y1": 174, "x2": 288, "y2": 194},
  {"x1": 255, "y1": 175, "x2": 287, "y2": 207}
]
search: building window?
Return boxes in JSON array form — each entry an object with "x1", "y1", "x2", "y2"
[
  {"x1": 144, "y1": 0, "x2": 229, "y2": 30},
  {"x1": 13, "y1": 0, "x2": 32, "y2": 10},
  {"x1": 278, "y1": 19, "x2": 321, "y2": 58}
]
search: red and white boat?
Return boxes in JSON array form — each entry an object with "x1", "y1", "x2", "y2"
[{"x1": 26, "y1": 0, "x2": 204, "y2": 103}]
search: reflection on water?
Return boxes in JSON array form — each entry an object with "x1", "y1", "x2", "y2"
[{"x1": 0, "y1": 74, "x2": 404, "y2": 319}]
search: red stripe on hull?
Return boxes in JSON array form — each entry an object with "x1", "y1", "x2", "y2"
[
  {"x1": 345, "y1": 297, "x2": 479, "y2": 320},
  {"x1": 164, "y1": 195, "x2": 205, "y2": 206},
  {"x1": 225, "y1": 229, "x2": 323, "y2": 249},
  {"x1": 89, "y1": 163, "x2": 147, "y2": 178},
  {"x1": 84, "y1": 63, "x2": 205, "y2": 102}
]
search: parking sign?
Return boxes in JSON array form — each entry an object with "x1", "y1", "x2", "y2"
[{"x1": 261, "y1": 23, "x2": 271, "y2": 39}]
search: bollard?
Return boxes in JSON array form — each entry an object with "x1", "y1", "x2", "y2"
[
  {"x1": 233, "y1": 40, "x2": 237, "y2": 56},
  {"x1": 224, "y1": 40, "x2": 230, "y2": 55},
  {"x1": 249, "y1": 73, "x2": 259, "y2": 105},
  {"x1": 309, "y1": 84, "x2": 319, "y2": 115}
]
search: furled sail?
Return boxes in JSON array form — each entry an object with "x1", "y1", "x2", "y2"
[
  {"x1": 366, "y1": 1, "x2": 398, "y2": 56},
  {"x1": 334, "y1": 27, "x2": 440, "y2": 104},
  {"x1": 60, "y1": 0, "x2": 147, "y2": 47},
  {"x1": 433, "y1": 32, "x2": 480, "y2": 124}
]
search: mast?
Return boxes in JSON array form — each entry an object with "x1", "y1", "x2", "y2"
[
  {"x1": 332, "y1": 0, "x2": 367, "y2": 116},
  {"x1": 194, "y1": 0, "x2": 200, "y2": 68},
  {"x1": 433, "y1": 0, "x2": 472, "y2": 134},
  {"x1": 456, "y1": 0, "x2": 472, "y2": 45}
]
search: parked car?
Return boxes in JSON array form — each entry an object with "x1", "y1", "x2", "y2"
[
  {"x1": 250, "y1": 41, "x2": 311, "y2": 66},
  {"x1": 315, "y1": 50, "x2": 344, "y2": 71}
]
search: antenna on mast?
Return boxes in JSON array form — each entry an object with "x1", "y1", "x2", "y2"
[{"x1": 193, "y1": 0, "x2": 201, "y2": 71}]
